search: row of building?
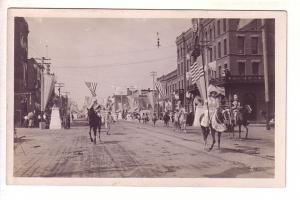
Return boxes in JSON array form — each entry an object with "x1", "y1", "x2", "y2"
[
  {"x1": 156, "y1": 18, "x2": 275, "y2": 122},
  {"x1": 14, "y1": 17, "x2": 61, "y2": 127}
]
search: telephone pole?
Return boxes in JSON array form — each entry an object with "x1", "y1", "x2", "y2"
[{"x1": 150, "y1": 71, "x2": 157, "y2": 90}]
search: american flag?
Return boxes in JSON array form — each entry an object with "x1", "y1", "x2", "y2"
[
  {"x1": 190, "y1": 61, "x2": 204, "y2": 84},
  {"x1": 155, "y1": 81, "x2": 165, "y2": 98},
  {"x1": 85, "y1": 82, "x2": 97, "y2": 97}
]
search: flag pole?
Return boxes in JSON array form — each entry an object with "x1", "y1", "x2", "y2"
[{"x1": 199, "y1": 21, "x2": 211, "y2": 125}]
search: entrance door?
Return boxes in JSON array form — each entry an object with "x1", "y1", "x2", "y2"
[{"x1": 242, "y1": 93, "x2": 256, "y2": 120}]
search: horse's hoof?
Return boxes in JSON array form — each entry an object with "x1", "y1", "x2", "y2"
[{"x1": 91, "y1": 138, "x2": 93, "y2": 142}]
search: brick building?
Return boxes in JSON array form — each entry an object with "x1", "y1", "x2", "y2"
[
  {"x1": 194, "y1": 18, "x2": 273, "y2": 121},
  {"x1": 157, "y1": 18, "x2": 275, "y2": 122},
  {"x1": 14, "y1": 17, "x2": 30, "y2": 126}
]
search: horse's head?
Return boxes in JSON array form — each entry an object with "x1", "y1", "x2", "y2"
[
  {"x1": 241, "y1": 104, "x2": 252, "y2": 115},
  {"x1": 222, "y1": 109, "x2": 232, "y2": 125},
  {"x1": 215, "y1": 107, "x2": 225, "y2": 123}
]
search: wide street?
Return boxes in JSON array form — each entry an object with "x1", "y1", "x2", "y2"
[{"x1": 13, "y1": 119, "x2": 274, "y2": 178}]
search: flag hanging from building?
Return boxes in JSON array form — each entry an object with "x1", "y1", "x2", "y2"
[
  {"x1": 190, "y1": 61, "x2": 204, "y2": 84},
  {"x1": 194, "y1": 57, "x2": 208, "y2": 101},
  {"x1": 155, "y1": 81, "x2": 165, "y2": 98},
  {"x1": 85, "y1": 82, "x2": 97, "y2": 97}
]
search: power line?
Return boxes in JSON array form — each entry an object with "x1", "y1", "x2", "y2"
[
  {"x1": 53, "y1": 55, "x2": 176, "y2": 69},
  {"x1": 53, "y1": 44, "x2": 176, "y2": 60}
]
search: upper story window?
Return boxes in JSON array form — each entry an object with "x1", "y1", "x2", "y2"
[
  {"x1": 218, "y1": 42, "x2": 221, "y2": 58},
  {"x1": 217, "y1": 20, "x2": 221, "y2": 35},
  {"x1": 224, "y1": 38, "x2": 227, "y2": 55},
  {"x1": 251, "y1": 36, "x2": 259, "y2": 54},
  {"x1": 214, "y1": 45, "x2": 216, "y2": 60},
  {"x1": 238, "y1": 62, "x2": 246, "y2": 76},
  {"x1": 209, "y1": 48, "x2": 213, "y2": 62},
  {"x1": 223, "y1": 19, "x2": 227, "y2": 32},
  {"x1": 209, "y1": 28, "x2": 212, "y2": 41},
  {"x1": 213, "y1": 25, "x2": 216, "y2": 39},
  {"x1": 252, "y1": 62, "x2": 259, "y2": 75},
  {"x1": 237, "y1": 36, "x2": 245, "y2": 54}
]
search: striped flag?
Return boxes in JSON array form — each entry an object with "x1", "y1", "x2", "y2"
[
  {"x1": 155, "y1": 81, "x2": 165, "y2": 98},
  {"x1": 190, "y1": 61, "x2": 204, "y2": 84},
  {"x1": 85, "y1": 82, "x2": 98, "y2": 97}
]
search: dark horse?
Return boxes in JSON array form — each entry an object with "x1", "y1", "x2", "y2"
[
  {"x1": 235, "y1": 105, "x2": 252, "y2": 139},
  {"x1": 200, "y1": 107, "x2": 226, "y2": 151},
  {"x1": 163, "y1": 112, "x2": 170, "y2": 127},
  {"x1": 87, "y1": 107, "x2": 102, "y2": 144}
]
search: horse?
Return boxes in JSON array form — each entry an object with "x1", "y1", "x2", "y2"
[
  {"x1": 235, "y1": 105, "x2": 252, "y2": 139},
  {"x1": 152, "y1": 113, "x2": 158, "y2": 127},
  {"x1": 173, "y1": 112, "x2": 179, "y2": 131},
  {"x1": 222, "y1": 108, "x2": 235, "y2": 137},
  {"x1": 87, "y1": 107, "x2": 102, "y2": 144},
  {"x1": 174, "y1": 111, "x2": 187, "y2": 133},
  {"x1": 163, "y1": 112, "x2": 170, "y2": 127},
  {"x1": 200, "y1": 107, "x2": 226, "y2": 151}
]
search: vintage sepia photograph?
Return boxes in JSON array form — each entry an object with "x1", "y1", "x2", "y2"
[{"x1": 6, "y1": 9, "x2": 286, "y2": 186}]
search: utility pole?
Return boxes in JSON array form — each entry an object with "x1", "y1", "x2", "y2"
[
  {"x1": 261, "y1": 19, "x2": 270, "y2": 130},
  {"x1": 150, "y1": 71, "x2": 157, "y2": 90},
  {"x1": 150, "y1": 71, "x2": 157, "y2": 113},
  {"x1": 183, "y1": 32, "x2": 187, "y2": 111},
  {"x1": 35, "y1": 56, "x2": 51, "y2": 129}
]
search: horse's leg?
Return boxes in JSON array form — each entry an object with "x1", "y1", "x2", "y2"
[
  {"x1": 209, "y1": 128, "x2": 216, "y2": 151},
  {"x1": 93, "y1": 126, "x2": 97, "y2": 144},
  {"x1": 238, "y1": 124, "x2": 241, "y2": 139},
  {"x1": 89, "y1": 126, "x2": 93, "y2": 142},
  {"x1": 201, "y1": 126, "x2": 208, "y2": 150},
  {"x1": 245, "y1": 125, "x2": 249, "y2": 139},
  {"x1": 217, "y1": 132, "x2": 221, "y2": 150}
]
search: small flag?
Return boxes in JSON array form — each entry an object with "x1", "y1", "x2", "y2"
[
  {"x1": 85, "y1": 82, "x2": 97, "y2": 97},
  {"x1": 190, "y1": 61, "x2": 204, "y2": 84}
]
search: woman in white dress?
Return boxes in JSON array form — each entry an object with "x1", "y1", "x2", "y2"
[{"x1": 193, "y1": 95, "x2": 203, "y2": 127}]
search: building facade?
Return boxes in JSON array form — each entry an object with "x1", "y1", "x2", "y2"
[
  {"x1": 200, "y1": 18, "x2": 267, "y2": 121},
  {"x1": 158, "y1": 18, "x2": 274, "y2": 122},
  {"x1": 14, "y1": 17, "x2": 30, "y2": 127}
]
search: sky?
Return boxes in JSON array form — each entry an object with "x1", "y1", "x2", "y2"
[{"x1": 26, "y1": 17, "x2": 191, "y2": 107}]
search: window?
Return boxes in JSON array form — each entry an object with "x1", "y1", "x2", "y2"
[
  {"x1": 218, "y1": 42, "x2": 221, "y2": 58},
  {"x1": 223, "y1": 19, "x2": 226, "y2": 32},
  {"x1": 209, "y1": 28, "x2": 212, "y2": 41},
  {"x1": 209, "y1": 48, "x2": 213, "y2": 62},
  {"x1": 238, "y1": 62, "x2": 246, "y2": 75},
  {"x1": 214, "y1": 46, "x2": 216, "y2": 60},
  {"x1": 217, "y1": 20, "x2": 221, "y2": 35},
  {"x1": 205, "y1": 31, "x2": 208, "y2": 41},
  {"x1": 252, "y1": 62, "x2": 259, "y2": 75},
  {"x1": 178, "y1": 64, "x2": 180, "y2": 75},
  {"x1": 251, "y1": 37, "x2": 259, "y2": 54},
  {"x1": 224, "y1": 39, "x2": 227, "y2": 55},
  {"x1": 213, "y1": 25, "x2": 216, "y2": 39},
  {"x1": 237, "y1": 36, "x2": 245, "y2": 54},
  {"x1": 181, "y1": 63, "x2": 184, "y2": 75},
  {"x1": 218, "y1": 66, "x2": 222, "y2": 78}
]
